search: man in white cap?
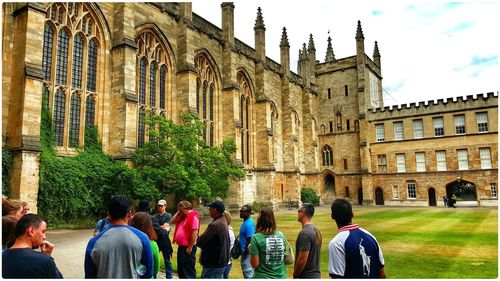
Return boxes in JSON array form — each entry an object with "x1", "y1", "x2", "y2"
[{"x1": 153, "y1": 199, "x2": 173, "y2": 278}]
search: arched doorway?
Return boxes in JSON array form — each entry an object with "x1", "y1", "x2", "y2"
[
  {"x1": 375, "y1": 188, "x2": 384, "y2": 205},
  {"x1": 358, "y1": 188, "x2": 363, "y2": 205},
  {"x1": 324, "y1": 174, "x2": 335, "y2": 194},
  {"x1": 428, "y1": 188, "x2": 436, "y2": 206},
  {"x1": 446, "y1": 179, "x2": 477, "y2": 207}
]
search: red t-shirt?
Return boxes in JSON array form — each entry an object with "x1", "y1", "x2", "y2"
[{"x1": 173, "y1": 210, "x2": 200, "y2": 247}]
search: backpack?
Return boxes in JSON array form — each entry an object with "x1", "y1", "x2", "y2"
[{"x1": 230, "y1": 235, "x2": 242, "y2": 259}]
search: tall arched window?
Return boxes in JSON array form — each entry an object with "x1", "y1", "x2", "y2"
[
  {"x1": 270, "y1": 101, "x2": 278, "y2": 164},
  {"x1": 42, "y1": 24, "x2": 53, "y2": 81},
  {"x1": 87, "y1": 39, "x2": 98, "y2": 92},
  {"x1": 237, "y1": 71, "x2": 253, "y2": 165},
  {"x1": 270, "y1": 102, "x2": 278, "y2": 135},
  {"x1": 54, "y1": 89, "x2": 66, "y2": 146},
  {"x1": 322, "y1": 145, "x2": 333, "y2": 166},
  {"x1": 194, "y1": 54, "x2": 218, "y2": 146},
  {"x1": 138, "y1": 108, "x2": 146, "y2": 148},
  {"x1": 159, "y1": 65, "x2": 167, "y2": 111},
  {"x1": 69, "y1": 92, "x2": 81, "y2": 147},
  {"x1": 85, "y1": 95, "x2": 95, "y2": 126},
  {"x1": 71, "y1": 34, "x2": 84, "y2": 88},
  {"x1": 150, "y1": 62, "x2": 157, "y2": 108},
  {"x1": 135, "y1": 30, "x2": 170, "y2": 147},
  {"x1": 41, "y1": 3, "x2": 104, "y2": 148},
  {"x1": 56, "y1": 29, "x2": 69, "y2": 85}
]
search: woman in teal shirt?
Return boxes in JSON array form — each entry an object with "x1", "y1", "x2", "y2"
[
  {"x1": 249, "y1": 207, "x2": 289, "y2": 279},
  {"x1": 129, "y1": 212, "x2": 160, "y2": 278}
]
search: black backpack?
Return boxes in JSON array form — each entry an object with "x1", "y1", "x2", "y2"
[{"x1": 230, "y1": 235, "x2": 242, "y2": 259}]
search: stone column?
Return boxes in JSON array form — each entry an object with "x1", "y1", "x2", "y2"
[
  {"x1": 108, "y1": 3, "x2": 138, "y2": 158},
  {"x1": 175, "y1": 3, "x2": 197, "y2": 120},
  {"x1": 6, "y1": 3, "x2": 46, "y2": 212}
]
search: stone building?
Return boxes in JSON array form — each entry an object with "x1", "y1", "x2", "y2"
[{"x1": 2, "y1": 2, "x2": 497, "y2": 212}]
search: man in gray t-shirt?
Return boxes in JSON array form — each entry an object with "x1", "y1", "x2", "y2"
[
  {"x1": 293, "y1": 203, "x2": 322, "y2": 279},
  {"x1": 85, "y1": 196, "x2": 154, "y2": 278}
]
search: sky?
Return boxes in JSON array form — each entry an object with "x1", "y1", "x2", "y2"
[{"x1": 192, "y1": 0, "x2": 499, "y2": 106}]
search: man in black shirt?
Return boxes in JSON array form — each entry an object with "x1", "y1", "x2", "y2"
[
  {"x1": 197, "y1": 201, "x2": 230, "y2": 278},
  {"x1": 2, "y1": 214, "x2": 63, "y2": 278}
]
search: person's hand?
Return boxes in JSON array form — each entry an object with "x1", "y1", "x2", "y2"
[
  {"x1": 40, "y1": 240, "x2": 55, "y2": 255},
  {"x1": 162, "y1": 223, "x2": 171, "y2": 232},
  {"x1": 186, "y1": 245, "x2": 193, "y2": 255}
]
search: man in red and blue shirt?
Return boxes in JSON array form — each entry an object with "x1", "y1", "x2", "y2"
[{"x1": 328, "y1": 198, "x2": 386, "y2": 278}]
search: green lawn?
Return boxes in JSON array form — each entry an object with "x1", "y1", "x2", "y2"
[{"x1": 164, "y1": 206, "x2": 498, "y2": 278}]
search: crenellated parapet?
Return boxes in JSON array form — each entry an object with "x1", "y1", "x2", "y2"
[{"x1": 367, "y1": 92, "x2": 498, "y2": 120}]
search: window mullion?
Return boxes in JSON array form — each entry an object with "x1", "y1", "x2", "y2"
[{"x1": 63, "y1": 88, "x2": 71, "y2": 147}]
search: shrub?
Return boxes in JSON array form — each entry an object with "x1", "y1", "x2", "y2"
[
  {"x1": 301, "y1": 188, "x2": 319, "y2": 206},
  {"x1": 251, "y1": 201, "x2": 267, "y2": 213}
]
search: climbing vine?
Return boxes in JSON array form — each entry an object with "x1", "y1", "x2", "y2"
[{"x1": 37, "y1": 100, "x2": 159, "y2": 222}]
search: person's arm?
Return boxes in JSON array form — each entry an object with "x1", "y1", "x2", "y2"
[
  {"x1": 171, "y1": 211, "x2": 182, "y2": 224},
  {"x1": 187, "y1": 228, "x2": 198, "y2": 254},
  {"x1": 186, "y1": 215, "x2": 199, "y2": 254},
  {"x1": 139, "y1": 235, "x2": 154, "y2": 279},
  {"x1": 151, "y1": 241, "x2": 160, "y2": 278},
  {"x1": 249, "y1": 235, "x2": 259, "y2": 269},
  {"x1": 197, "y1": 223, "x2": 215, "y2": 249},
  {"x1": 243, "y1": 236, "x2": 252, "y2": 256},
  {"x1": 379, "y1": 267, "x2": 386, "y2": 278},
  {"x1": 84, "y1": 243, "x2": 98, "y2": 278},
  {"x1": 93, "y1": 220, "x2": 102, "y2": 237},
  {"x1": 328, "y1": 237, "x2": 346, "y2": 279},
  {"x1": 250, "y1": 253, "x2": 260, "y2": 269},
  {"x1": 293, "y1": 250, "x2": 310, "y2": 278}
]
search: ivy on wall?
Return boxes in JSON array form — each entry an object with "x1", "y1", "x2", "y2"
[
  {"x1": 37, "y1": 99, "x2": 159, "y2": 222},
  {"x1": 2, "y1": 147, "x2": 13, "y2": 197}
]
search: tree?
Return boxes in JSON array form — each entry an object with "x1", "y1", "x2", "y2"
[{"x1": 132, "y1": 112, "x2": 245, "y2": 200}]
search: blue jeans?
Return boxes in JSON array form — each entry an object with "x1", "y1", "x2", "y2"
[
  {"x1": 223, "y1": 263, "x2": 232, "y2": 279},
  {"x1": 201, "y1": 267, "x2": 225, "y2": 279},
  {"x1": 161, "y1": 249, "x2": 172, "y2": 278},
  {"x1": 240, "y1": 254, "x2": 254, "y2": 279},
  {"x1": 177, "y1": 246, "x2": 197, "y2": 279}
]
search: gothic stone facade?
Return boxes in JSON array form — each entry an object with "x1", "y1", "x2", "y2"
[{"x1": 2, "y1": 3, "x2": 497, "y2": 212}]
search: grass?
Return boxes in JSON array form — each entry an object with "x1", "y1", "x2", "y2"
[{"x1": 163, "y1": 206, "x2": 498, "y2": 278}]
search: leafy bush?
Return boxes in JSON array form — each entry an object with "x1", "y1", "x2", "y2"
[
  {"x1": 251, "y1": 201, "x2": 267, "y2": 213},
  {"x1": 301, "y1": 188, "x2": 319, "y2": 206}
]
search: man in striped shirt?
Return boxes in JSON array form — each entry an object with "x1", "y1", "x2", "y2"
[{"x1": 328, "y1": 199, "x2": 386, "y2": 278}]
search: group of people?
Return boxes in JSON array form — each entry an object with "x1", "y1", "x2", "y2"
[
  {"x1": 2, "y1": 196, "x2": 63, "y2": 278},
  {"x1": 2, "y1": 194, "x2": 386, "y2": 279},
  {"x1": 442, "y1": 195, "x2": 457, "y2": 208},
  {"x1": 2, "y1": 197, "x2": 31, "y2": 249}
]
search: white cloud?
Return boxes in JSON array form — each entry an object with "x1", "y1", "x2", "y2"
[{"x1": 192, "y1": 0, "x2": 499, "y2": 106}]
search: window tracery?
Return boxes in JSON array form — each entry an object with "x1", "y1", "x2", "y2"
[
  {"x1": 194, "y1": 54, "x2": 218, "y2": 146},
  {"x1": 135, "y1": 30, "x2": 170, "y2": 147},
  {"x1": 322, "y1": 145, "x2": 333, "y2": 166},
  {"x1": 41, "y1": 3, "x2": 104, "y2": 148},
  {"x1": 237, "y1": 72, "x2": 253, "y2": 165}
]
